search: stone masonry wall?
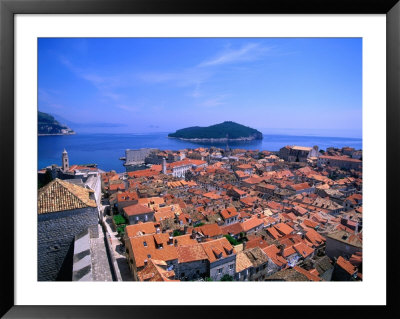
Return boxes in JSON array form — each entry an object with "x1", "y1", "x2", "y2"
[
  {"x1": 177, "y1": 259, "x2": 208, "y2": 281},
  {"x1": 38, "y1": 206, "x2": 99, "y2": 281},
  {"x1": 209, "y1": 255, "x2": 236, "y2": 281}
]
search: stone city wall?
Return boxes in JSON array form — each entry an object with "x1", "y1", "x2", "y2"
[{"x1": 38, "y1": 206, "x2": 99, "y2": 281}]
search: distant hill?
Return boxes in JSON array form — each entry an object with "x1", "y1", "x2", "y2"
[
  {"x1": 168, "y1": 121, "x2": 263, "y2": 141},
  {"x1": 38, "y1": 111, "x2": 75, "y2": 135}
]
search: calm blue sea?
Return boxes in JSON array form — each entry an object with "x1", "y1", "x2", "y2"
[{"x1": 38, "y1": 133, "x2": 362, "y2": 173}]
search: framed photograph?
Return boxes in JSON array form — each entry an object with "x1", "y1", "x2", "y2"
[{"x1": 1, "y1": 0, "x2": 399, "y2": 317}]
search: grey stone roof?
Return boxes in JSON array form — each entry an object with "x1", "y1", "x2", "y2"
[
  {"x1": 243, "y1": 247, "x2": 269, "y2": 268},
  {"x1": 265, "y1": 268, "x2": 310, "y2": 281}
]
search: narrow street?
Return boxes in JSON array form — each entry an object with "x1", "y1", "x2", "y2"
[{"x1": 100, "y1": 201, "x2": 133, "y2": 281}]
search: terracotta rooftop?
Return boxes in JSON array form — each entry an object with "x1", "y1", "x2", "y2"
[
  {"x1": 262, "y1": 245, "x2": 287, "y2": 267},
  {"x1": 38, "y1": 178, "x2": 97, "y2": 214},
  {"x1": 200, "y1": 237, "x2": 235, "y2": 263},
  {"x1": 241, "y1": 217, "x2": 264, "y2": 232},
  {"x1": 220, "y1": 207, "x2": 239, "y2": 220},
  {"x1": 123, "y1": 204, "x2": 154, "y2": 217},
  {"x1": 274, "y1": 223, "x2": 294, "y2": 236},
  {"x1": 196, "y1": 223, "x2": 222, "y2": 238},
  {"x1": 137, "y1": 259, "x2": 178, "y2": 282},
  {"x1": 125, "y1": 222, "x2": 157, "y2": 238},
  {"x1": 336, "y1": 256, "x2": 357, "y2": 275},
  {"x1": 176, "y1": 244, "x2": 208, "y2": 263},
  {"x1": 236, "y1": 251, "x2": 253, "y2": 273}
]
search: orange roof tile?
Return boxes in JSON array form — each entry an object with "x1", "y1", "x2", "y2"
[
  {"x1": 123, "y1": 204, "x2": 154, "y2": 217},
  {"x1": 176, "y1": 244, "x2": 208, "y2": 263},
  {"x1": 293, "y1": 266, "x2": 321, "y2": 281},
  {"x1": 38, "y1": 178, "x2": 96, "y2": 214},
  {"x1": 220, "y1": 207, "x2": 239, "y2": 220},
  {"x1": 274, "y1": 223, "x2": 294, "y2": 236},
  {"x1": 125, "y1": 222, "x2": 157, "y2": 238},
  {"x1": 196, "y1": 223, "x2": 222, "y2": 238},
  {"x1": 200, "y1": 237, "x2": 235, "y2": 263},
  {"x1": 337, "y1": 256, "x2": 357, "y2": 275}
]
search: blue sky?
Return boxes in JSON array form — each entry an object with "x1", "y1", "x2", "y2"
[{"x1": 38, "y1": 38, "x2": 362, "y2": 138}]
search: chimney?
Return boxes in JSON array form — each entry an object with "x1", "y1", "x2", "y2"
[
  {"x1": 144, "y1": 259, "x2": 148, "y2": 266},
  {"x1": 184, "y1": 225, "x2": 188, "y2": 234},
  {"x1": 174, "y1": 239, "x2": 178, "y2": 247},
  {"x1": 156, "y1": 228, "x2": 160, "y2": 234},
  {"x1": 242, "y1": 240, "x2": 247, "y2": 251}
]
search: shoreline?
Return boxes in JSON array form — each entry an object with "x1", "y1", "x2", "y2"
[
  {"x1": 168, "y1": 136, "x2": 262, "y2": 142},
  {"x1": 38, "y1": 132, "x2": 76, "y2": 136}
]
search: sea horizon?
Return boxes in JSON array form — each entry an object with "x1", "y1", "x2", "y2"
[{"x1": 38, "y1": 132, "x2": 362, "y2": 173}]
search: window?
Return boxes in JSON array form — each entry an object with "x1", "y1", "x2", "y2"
[
  {"x1": 147, "y1": 254, "x2": 151, "y2": 258},
  {"x1": 218, "y1": 268, "x2": 223, "y2": 274},
  {"x1": 143, "y1": 241, "x2": 147, "y2": 247},
  {"x1": 229, "y1": 264, "x2": 234, "y2": 270}
]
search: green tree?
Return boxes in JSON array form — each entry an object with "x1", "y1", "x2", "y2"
[
  {"x1": 113, "y1": 214, "x2": 127, "y2": 225},
  {"x1": 220, "y1": 274, "x2": 233, "y2": 281},
  {"x1": 224, "y1": 234, "x2": 239, "y2": 246},
  {"x1": 173, "y1": 230, "x2": 182, "y2": 237}
]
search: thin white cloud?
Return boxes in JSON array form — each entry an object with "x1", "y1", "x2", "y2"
[
  {"x1": 102, "y1": 91, "x2": 123, "y2": 101},
  {"x1": 198, "y1": 43, "x2": 271, "y2": 67},
  {"x1": 200, "y1": 95, "x2": 229, "y2": 107},
  {"x1": 189, "y1": 82, "x2": 202, "y2": 98},
  {"x1": 138, "y1": 69, "x2": 211, "y2": 88},
  {"x1": 59, "y1": 56, "x2": 121, "y2": 91},
  {"x1": 59, "y1": 56, "x2": 127, "y2": 109}
]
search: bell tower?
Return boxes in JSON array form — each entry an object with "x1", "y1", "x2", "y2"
[{"x1": 62, "y1": 149, "x2": 69, "y2": 171}]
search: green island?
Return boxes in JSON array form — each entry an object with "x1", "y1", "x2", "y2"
[
  {"x1": 38, "y1": 111, "x2": 75, "y2": 136},
  {"x1": 168, "y1": 121, "x2": 263, "y2": 141}
]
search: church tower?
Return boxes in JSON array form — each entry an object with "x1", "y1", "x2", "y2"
[{"x1": 62, "y1": 149, "x2": 69, "y2": 172}]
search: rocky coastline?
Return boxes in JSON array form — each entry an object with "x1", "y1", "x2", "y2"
[{"x1": 168, "y1": 136, "x2": 259, "y2": 142}]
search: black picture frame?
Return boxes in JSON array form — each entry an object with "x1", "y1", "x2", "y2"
[{"x1": 1, "y1": 0, "x2": 399, "y2": 318}]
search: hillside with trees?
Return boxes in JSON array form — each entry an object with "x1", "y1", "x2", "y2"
[
  {"x1": 168, "y1": 121, "x2": 263, "y2": 141},
  {"x1": 38, "y1": 111, "x2": 75, "y2": 135}
]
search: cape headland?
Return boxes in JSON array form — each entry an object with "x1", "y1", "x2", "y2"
[
  {"x1": 38, "y1": 111, "x2": 75, "y2": 136},
  {"x1": 168, "y1": 121, "x2": 263, "y2": 141}
]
